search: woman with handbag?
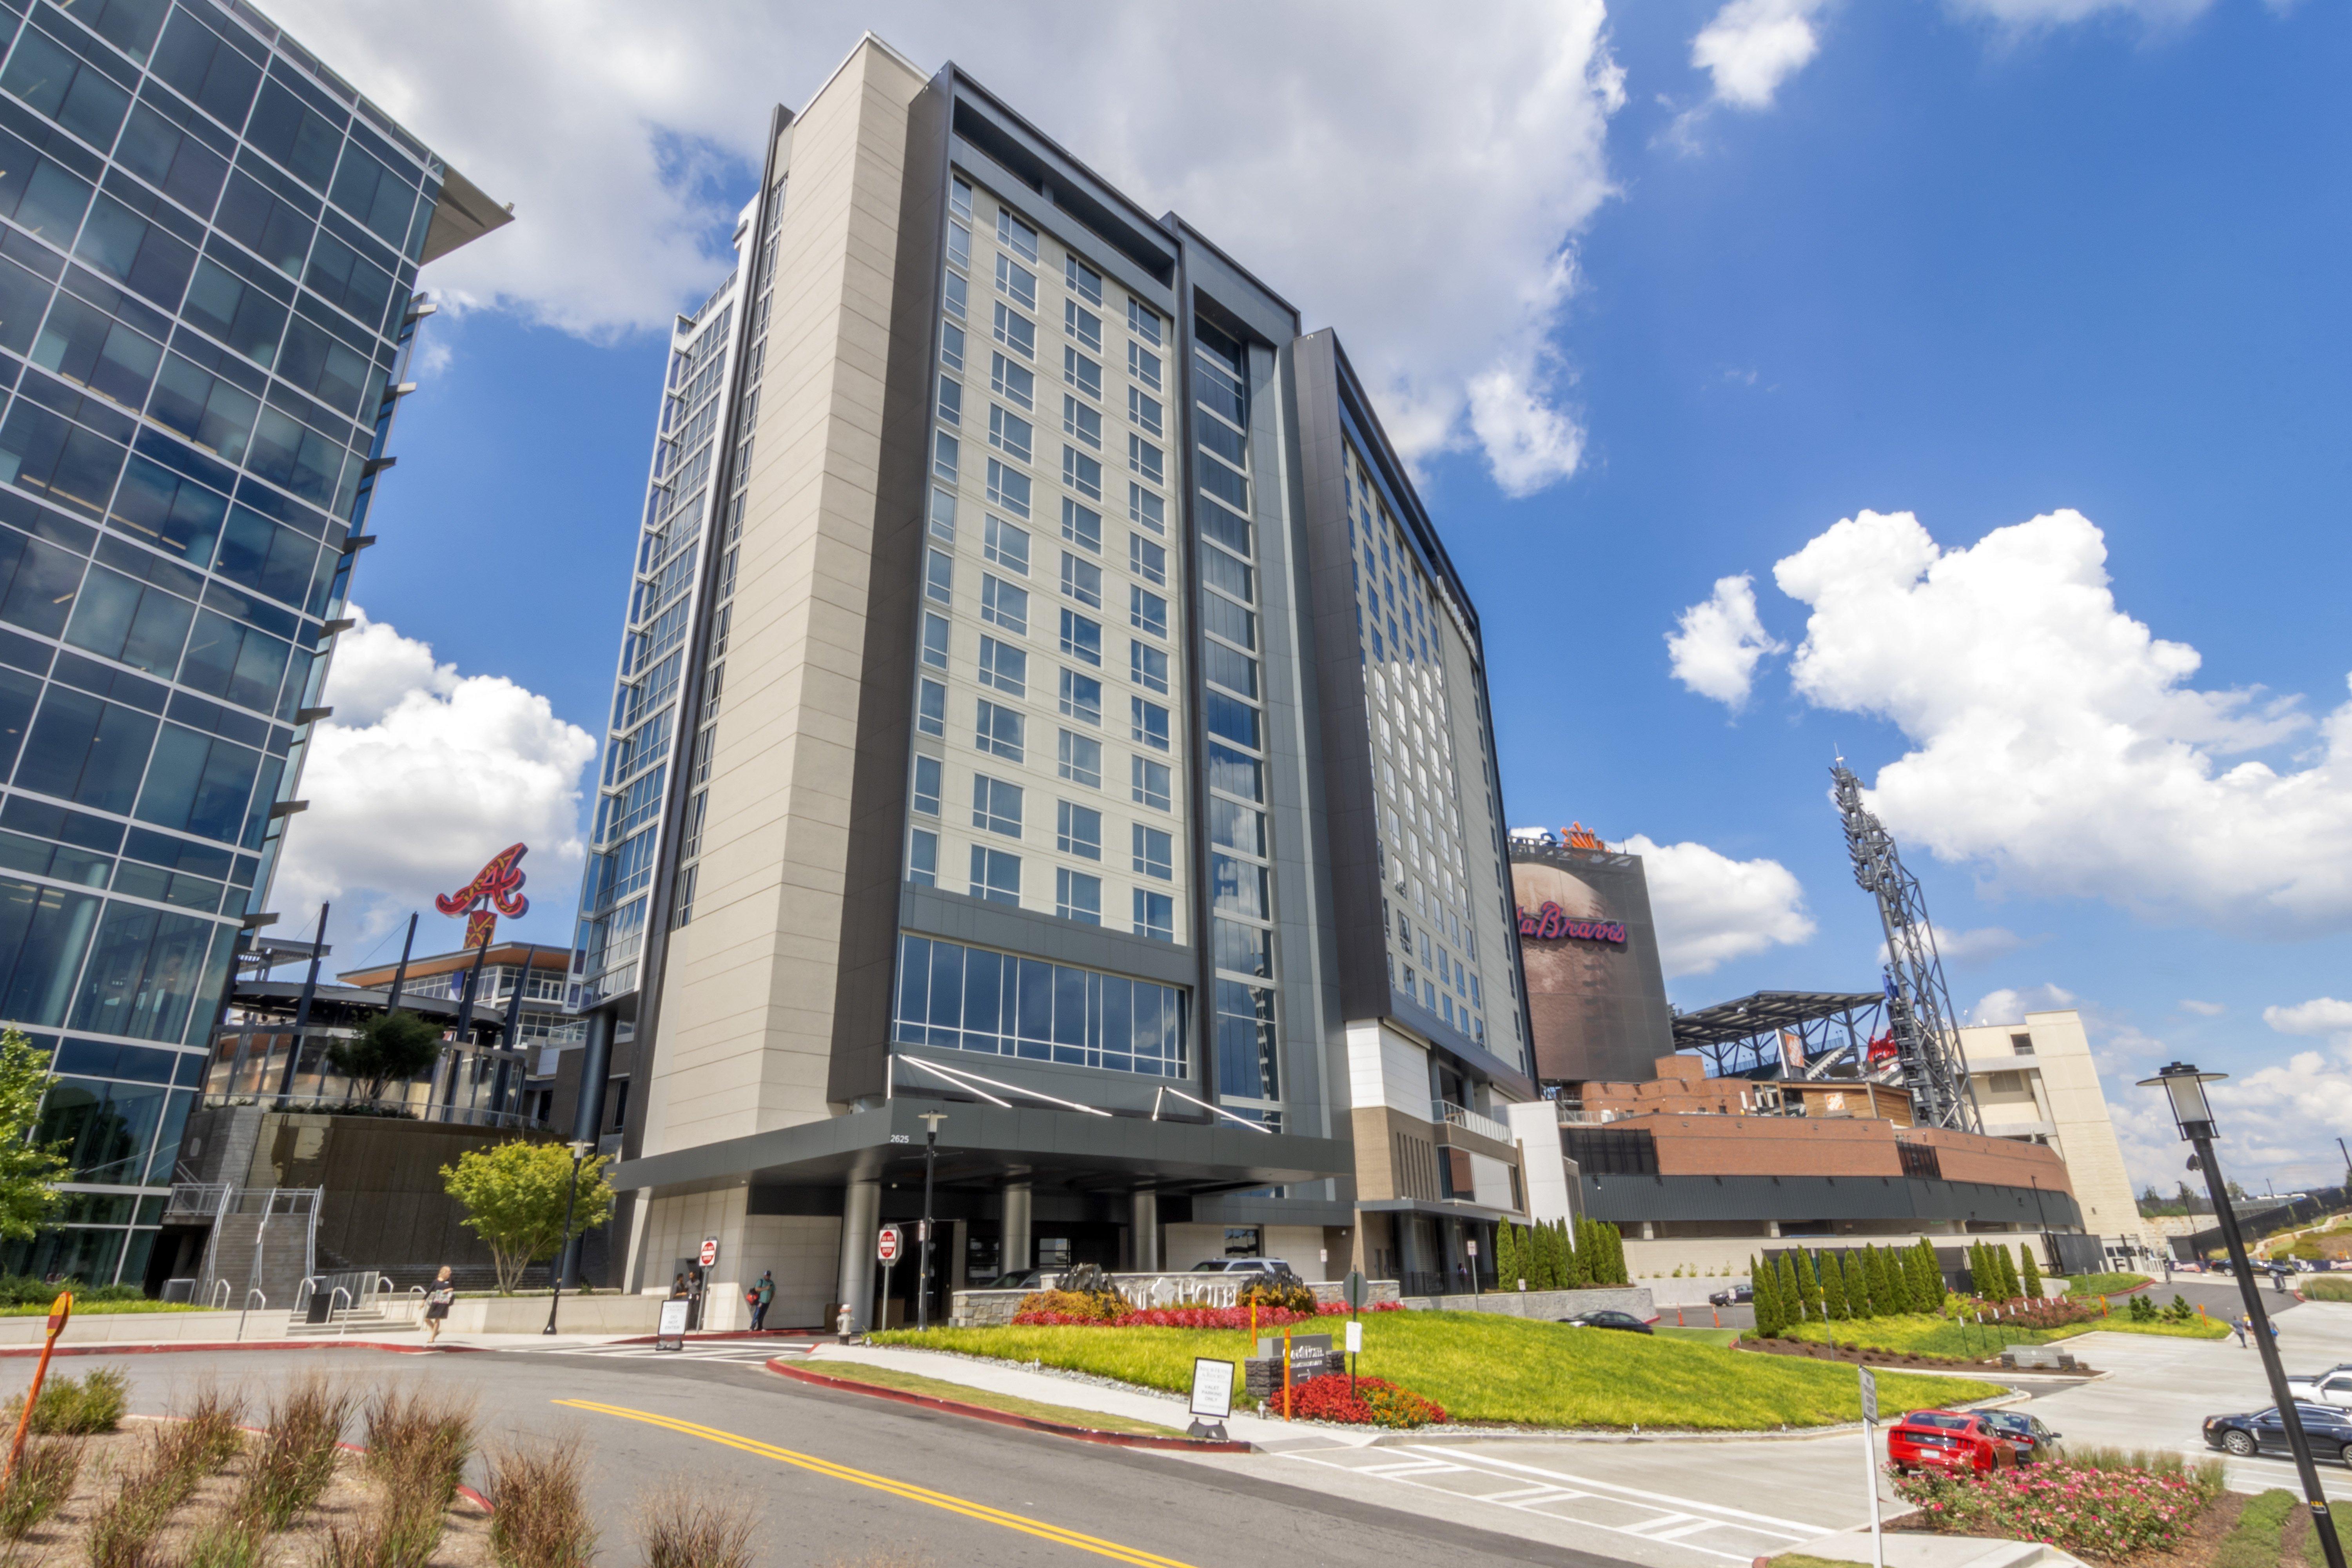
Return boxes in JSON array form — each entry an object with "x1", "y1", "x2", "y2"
[{"x1": 423, "y1": 1267, "x2": 456, "y2": 1344}]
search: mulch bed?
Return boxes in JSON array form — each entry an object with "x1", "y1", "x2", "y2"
[
  {"x1": 1737, "y1": 1337, "x2": 2077, "y2": 1374},
  {"x1": 10, "y1": 1424, "x2": 494, "y2": 1568}
]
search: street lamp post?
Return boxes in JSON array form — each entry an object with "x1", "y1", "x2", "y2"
[
  {"x1": 2138, "y1": 1063, "x2": 2345, "y2": 1568},
  {"x1": 542, "y1": 1140, "x2": 594, "y2": 1336},
  {"x1": 916, "y1": 1112, "x2": 946, "y2": 1331}
]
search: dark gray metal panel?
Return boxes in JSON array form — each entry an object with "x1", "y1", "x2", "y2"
[
  {"x1": 1579, "y1": 1172, "x2": 2085, "y2": 1230},
  {"x1": 898, "y1": 884, "x2": 1200, "y2": 989},
  {"x1": 947, "y1": 137, "x2": 1174, "y2": 314}
]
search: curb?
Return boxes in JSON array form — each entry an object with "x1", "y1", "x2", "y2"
[
  {"x1": 765, "y1": 1359, "x2": 1252, "y2": 1453},
  {"x1": 0, "y1": 1340, "x2": 483, "y2": 1359},
  {"x1": 607, "y1": 1329, "x2": 820, "y2": 1346}
]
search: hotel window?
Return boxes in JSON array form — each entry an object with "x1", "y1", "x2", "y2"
[
  {"x1": 908, "y1": 829, "x2": 937, "y2": 887},
  {"x1": 1131, "y1": 697, "x2": 1170, "y2": 751},
  {"x1": 931, "y1": 430, "x2": 958, "y2": 482},
  {"x1": 916, "y1": 679, "x2": 945, "y2": 737},
  {"x1": 996, "y1": 208, "x2": 1038, "y2": 263},
  {"x1": 951, "y1": 178, "x2": 973, "y2": 221},
  {"x1": 1127, "y1": 299, "x2": 1162, "y2": 346},
  {"x1": 1133, "y1": 889, "x2": 1174, "y2": 942},
  {"x1": 1203, "y1": 641, "x2": 1256, "y2": 700},
  {"x1": 984, "y1": 515, "x2": 1030, "y2": 573},
  {"x1": 1057, "y1": 668, "x2": 1102, "y2": 726},
  {"x1": 1065, "y1": 255, "x2": 1102, "y2": 305},
  {"x1": 974, "y1": 700, "x2": 1024, "y2": 761},
  {"x1": 1063, "y1": 395, "x2": 1102, "y2": 450},
  {"x1": 1131, "y1": 756, "x2": 1171, "y2": 811},
  {"x1": 1130, "y1": 586, "x2": 1167, "y2": 639},
  {"x1": 1132, "y1": 824, "x2": 1173, "y2": 880},
  {"x1": 1129, "y1": 484, "x2": 1163, "y2": 534},
  {"x1": 1058, "y1": 609, "x2": 1102, "y2": 666},
  {"x1": 976, "y1": 636, "x2": 1026, "y2": 697},
  {"x1": 941, "y1": 320, "x2": 965, "y2": 371},
  {"x1": 943, "y1": 271, "x2": 966, "y2": 320},
  {"x1": 969, "y1": 846, "x2": 1020, "y2": 906},
  {"x1": 1127, "y1": 341, "x2": 1160, "y2": 392},
  {"x1": 971, "y1": 774, "x2": 1022, "y2": 837},
  {"x1": 1058, "y1": 730, "x2": 1102, "y2": 789},
  {"x1": 1064, "y1": 347, "x2": 1102, "y2": 401},
  {"x1": 1129, "y1": 642, "x2": 1168, "y2": 695},
  {"x1": 986, "y1": 459, "x2": 1030, "y2": 516},
  {"x1": 1128, "y1": 435, "x2": 1163, "y2": 486},
  {"x1": 1129, "y1": 535, "x2": 1165, "y2": 585},
  {"x1": 911, "y1": 755, "x2": 942, "y2": 816},
  {"x1": 1056, "y1": 800, "x2": 1103, "y2": 859},
  {"x1": 1063, "y1": 446, "x2": 1103, "y2": 501},
  {"x1": 1060, "y1": 498, "x2": 1101, "y2": 553},
  {"x1": 993, "y1": 302, "x2": 1034, "y2": 358},
  {"x1": 1128, "y1": 387, "x2": 1161, "y2": 438},
  {"x1": 1060, "y1": 552, "x2": 1102, "y2": 609},
  {"x1": 991, "y1": 352, "x2": 1034, "y2": 410},
  {"x1": 921, "y1": 612, "x2": 949, "y2": 670},
  {"x1": 988, "y1": 405, "x2": 1032, "y2": 463},
  {"x1": 1066, "y1": 300, "x2": 1102, "y2": 353},
  {"x1": 936, "y1": 376, "x2": 961, "y2": 426},
  {"x1": 1056, "y1": 869, "x2": 1102, "y2": 926},
  {"x1": 924, "y1": 550, "x2": 953, "y2": 607},
  {"x1": 979, "y1": 575, "x2": 1028, "y2": 634},
  {"x1": 2011, "y1": 1033, "x2": 2035, "y2": 1056},
  {"x1": 995, "y1": 253, "x2": 1036, "y2": 310},
  {"x1": 929, "y1": 486, "x2": 957, "y2": 541}
]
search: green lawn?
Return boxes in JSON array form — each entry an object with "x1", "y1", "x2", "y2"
[
  {"x1": 872, "y1": 1312, "x2": 2002, "y2": 1431},
  {"x1": 0, "y1": 1299, "x2": 207, "y2": 1316},
  {"x1": 1651, "y1": 1325, "x2": 1742, "y2": 1348},
  {"x1": 1781, "y1": 1309, "x2": 2229, "y2": 1357},
  {"x1": 2302, "y1": 1278, "x2": 2352, "y2": 1303},
  {"x1": 2058, "y1": 1272, "x2": 2152, "y2": 1297}
]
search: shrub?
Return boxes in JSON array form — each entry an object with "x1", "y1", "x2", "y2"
[
  {"x1": 486, "y1": 1436, "x2": 597, "y2": 1568},
  {"x1": 1013, "y1": 1289, "x2": 1125, "y2": 1325},
  {"x1": 0, "y1": 1434, "x2": 83, "y2": 1538},
  {"x1": 2303, "y1": 1277, "x2": 2352, "y2": 1303},
  {"x1": 1272, "y1": 1374, "x2": 1448, "y2": 1429},
  {"x1": 0, "y1": 1275, "x2": 145, "y2": 1306},
  {"x1": 635, "y1": 1478, "x2": 758, "y2": 1568},
  {"x1": 1890, "y1": 1453, "x2": 2223, "y2": 1560},
  {"x1": 1236, "y1": 1276, "x2": 1315, "y2": 1316},
  {"x1": 3, "y1": 1365, "x2": 128, "y2": 1434},
  {"x1": 239, "y1": 1374, "x2": 357, "y2": 1530}
]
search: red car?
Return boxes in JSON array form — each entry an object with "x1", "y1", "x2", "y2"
[{"x1": 1886, "y1": 1410, "x2": 2017, "y2": 1475}]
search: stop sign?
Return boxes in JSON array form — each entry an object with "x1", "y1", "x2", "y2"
[
  {"x1": 699, "y1": 1237, "x2": 719, "y2": 1267},
  {"x1": 877, "y1": 1226, "x2": 901, "y2": 1263}
]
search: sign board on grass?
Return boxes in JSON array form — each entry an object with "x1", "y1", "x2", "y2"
[
  {"x1": 655, "y1": 1298, "x2": 690, "y2": 1351},
  {"x1": 877, "y1": 1226, "x2": 901, "y2": 1263},
  {"x1": 1858, "y1": 1365, "x2": 1878, "y2": 1425},
  {"x1": 1256, "y1": 1333, "x2": 1332, "y2": 1367},
  {"x1": 1345, "y1": 1320, "x2": 1363, "y2": 1354},
  {"x1": 1189, "y1": 1357, "x2": 1234, "y2": 1420}
]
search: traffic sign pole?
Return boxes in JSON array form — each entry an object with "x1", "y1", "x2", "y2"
[
  {"x1": 1859, "y1": 1367, "x2": 1884, "y2": 1568},
  {"x1": 5, "y1": 1293, "x2": 70, "y2": 1482}
]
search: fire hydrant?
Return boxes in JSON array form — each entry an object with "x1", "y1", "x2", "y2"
[{"x1": 837, "y1": 1303, "x2": 855, "y2": 1344}]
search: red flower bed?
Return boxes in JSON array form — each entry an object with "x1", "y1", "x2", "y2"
[
  {"x1": 1010, "y1": 1298, "x2": 1407, "y2": 1328},
  {"x1": 1270, "y1": 1374, "x2": 1447, "y2": 1429},
  {"x1": 1890, "y1": 1460, "x2": 2220, "y2": 1561}
]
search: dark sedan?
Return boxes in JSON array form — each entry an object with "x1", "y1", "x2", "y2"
[
  {"x1": 1708, "y1": 1283, "x2": 1754, "y2": 1307},
  {"x1": 1982, "y1": 1409, "x2": 2065, "y2": 1463},
  {"x1": 2203, "y1": 1403, "x2": 2352, "y2": 1465},
  {"x1": 1562, "y1": 1309, "x2": 1654, "y2": 1335}
]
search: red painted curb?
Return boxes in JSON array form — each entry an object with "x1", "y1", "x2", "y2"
[
  {"x1": 0, "y1": 1340, "x2": 483, "y2": 1359},
  {"x1": 765, "y1": 1359, "x2": 1250, "y2": 1453}
]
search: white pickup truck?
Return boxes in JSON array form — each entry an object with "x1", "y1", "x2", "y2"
[{"x1": 2283, "y1": 1364, "x2": 2352, "y2": 1408}]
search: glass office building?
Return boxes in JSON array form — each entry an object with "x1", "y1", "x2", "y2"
[{"x1": 0, "y1": 0, "x2": 505, "y2": 1283}]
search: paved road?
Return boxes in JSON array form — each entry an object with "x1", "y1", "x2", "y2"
[{"x1": 55, "y1": 1347, "x2": 1626, "y2": 1568}]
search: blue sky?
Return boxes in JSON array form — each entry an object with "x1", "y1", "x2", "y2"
[{"x1": 268, "y1": 0, "x2": 2352, "y2": 1192}]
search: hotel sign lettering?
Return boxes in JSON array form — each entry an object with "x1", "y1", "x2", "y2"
[{"x1": 1515, "y1": 901, "x2": 1626, "y2": 946}]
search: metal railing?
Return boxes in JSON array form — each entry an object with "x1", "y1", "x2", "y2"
[
  {"x1": 1433, "y1": 1100, "x2": 1514, "y2": 1145},
  {"x1": 201, "y1": 1093, "x2": 550, "y2": 1131},
  {"x1": 1555, "y1": 1105, "x2": 1619, "y2": 1126}
]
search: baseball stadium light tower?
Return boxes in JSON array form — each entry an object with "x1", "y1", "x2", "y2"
[{"x1": 1831, "y1": 762, "x2": 1983, "y2": 1132}]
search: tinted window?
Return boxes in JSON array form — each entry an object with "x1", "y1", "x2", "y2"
[
  {"x1": 242, "y1": 80, "x2": 340, "y2": 191},
  {"x1": 147, "y1": 11, "x2": 261, "y2": 131}
]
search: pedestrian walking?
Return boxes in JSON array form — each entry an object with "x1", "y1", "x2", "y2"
[
  {"x1": 2234, "y1": 1313, "x2": 2250, "y2": 1348},
  {"x1": 751, "y1": 1270, "x2": 775, "y2": 1331},
  {"x1": 423, "y1": 1267, "x2": 455, "y2": 1345}
]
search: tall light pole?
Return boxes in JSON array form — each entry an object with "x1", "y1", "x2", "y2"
[
  {"x1": 2138, "y1": 1063, "x2": 2345, "y2": 1568},
  {"x1": 916, "y1": 1112, "x2": 946, "y2": 1330},
  {"x1": 542, "y1": 1140, "x2": 594, "y2": 1336}
]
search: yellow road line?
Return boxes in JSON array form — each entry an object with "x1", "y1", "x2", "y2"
[{"x1": 554, "y1": 1399, "x2": 1201, "y2": 1568}]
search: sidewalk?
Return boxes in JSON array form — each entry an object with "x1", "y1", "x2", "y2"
[{"x1": 803, "y1": 1341, "x2": 1372, "y2": 1452}]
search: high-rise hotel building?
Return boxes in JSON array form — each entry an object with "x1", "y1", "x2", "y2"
[
  {"x1": 576, "y1": 37, "x2": 1537, "y2": 1323},
  {"x1": 0, "y1": 0, "x2": 503, "y2": 1281}
]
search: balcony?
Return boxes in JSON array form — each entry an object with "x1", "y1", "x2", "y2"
[
  {"x1": 1432, "y1": 1100, "x2": 1514, "y2": 1145},
  {"x1": 1555, "y1": 1105, "x2": 1620, "y2": 1126}
]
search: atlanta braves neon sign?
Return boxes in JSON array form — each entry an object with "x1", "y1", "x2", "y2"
[{"x1": 1515, "y1": 900, "x2": 1626, "y2": 945}]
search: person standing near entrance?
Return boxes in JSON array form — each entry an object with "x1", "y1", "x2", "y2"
[
  {"x1": 423, "y1": 1267, "x2": 455, "y2": 1344},
  {"x1": 751, "y1": 1271, "x2": 775, "y2": 1331}
]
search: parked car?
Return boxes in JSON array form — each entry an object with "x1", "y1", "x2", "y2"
[
  {"x1": 1887, "y1": 1410, "x2": 2016, "y2": 1475},
  {"x1": 2203, "y1": 1404, "x2": 2352, "y2": 1465},
  {"x1": 2284, "y1": 1369, "x2": 2352, "y2": 1410},
  {"x1": 1187, "y1": 1259, "x2": 1295, "y2": 1276},
  {"x1": 1708, "y1": 1283, "x2": 1754, "y2": 1307},
  {"x1": 988, "y1": 1269, "x2": 1057, "y2": 1290},
  {"x1": 1560, "y1": 1310, "x2": 1653, "y2": 1334},
  {"x1": 1981, "y1": 1410, "x2": 2066, "y2": 1463}
]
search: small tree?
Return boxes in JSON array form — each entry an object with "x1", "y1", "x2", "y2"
[
  {"x1": 1819, "y1": 1249, "x2": 1851, "y2": 1320},
  {"x1": 1498, "y1": 1222, "x2": 1523, "y2": 1288},
  {"x1": 327, "y1": 1011, "x2": 446, "y2": 1103},
  {"x1": 1863, "y1": 1247, "x2": 1894, "y2": 1316},
  {"x1": 1966, "y1": 1241, "x2": 1991, "y2": 1298},
  {"x1": 442, "y1": 1140, "x2": 615, "y2": 1293},
  {"x1": 1995, "y1": 1244, "x2": 2021, "y2": 1301},
  {"x1": 0, "y1": 1028, "x2": 66, "y2": 1241},
  {"x1": 1917, "y1": 1238, "x2": 1947, "y2": 1309},
  {"x1": 2018, "y1": 1244, "x2": 2043, "y2": 1299},
  {"x1": 1777, "y1": 1251, "x2": 1807, "y2": 1323},
  {"x1": 1846, "y1": 1249, "x2": 1876, "y2": 1318}
]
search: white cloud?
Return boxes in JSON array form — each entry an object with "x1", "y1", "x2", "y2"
[
  {"x1": 1666, "y1": 574, "x2": 1786, "y2": 710},
  {"x1": 264, "y1": 0, "x2": 1623, "y2": 494},
  {"x1": 2178, "y1": 999, "x2": 2225, "y2": 1017},
  {"x1": 1945, "y1": 0, "x2": 2217, "y2": 31},
  {"x1": 1751, "y1": 507, "x2": 2352, "y2": 937},
  {"x1": 1622, "y1": 832, "x2": 1815, "y2": 977},
  {"x1": 1879, "y1": 924, "x2": 2024, "y2": 967},
  {"x1": 1691, "y1": 0, "x2": 1835, "y2": 109},
  {"x1": 271, "y1": 612, "x2": 598, "y2": 949},
  {"x1": 1965, "y1": 982, "x2": 2076, "y2": 1025},
  {"x1": 2264, "y1": 997, "x2": 2352, "y2": 1037}
]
